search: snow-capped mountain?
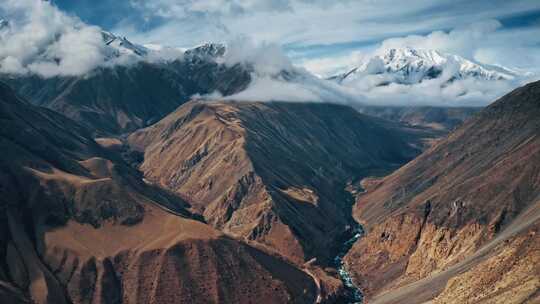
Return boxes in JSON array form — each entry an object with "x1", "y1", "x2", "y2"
[
  {"x1": 330, "y1": 47, "x2": 520, "y2": 86},
  {"x1": 101, "y1": 31, "x2": 149, "y2": 58},
  {"x1": 184, "y1": 42, "x2": 226, "y2": 58}
]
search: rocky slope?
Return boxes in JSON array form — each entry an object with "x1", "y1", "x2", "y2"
[
  {"x1": 1, "y1": 46, "x2": 250, "y2": 136},
  {"x1": 128, "y1": 100, "x2": 421, "y2": 266},
  {"x1": 0, "y1": 82, "x2": 317, "y2": 304},
  {"x1": 344, "y1": 81, "x2": 540, "y2": 303}
]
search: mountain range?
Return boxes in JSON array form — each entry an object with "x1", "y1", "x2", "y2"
[{"x1": 1, "y1": 41, "x2": 250, "y2": 136}]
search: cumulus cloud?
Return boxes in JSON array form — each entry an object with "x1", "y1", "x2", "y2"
[
  {"x1": 0, "y1": 0, "x2": 107, "y2": 76},
  {"x1": 2, "y1": 1, "x2": 538, "y2": 106},
  {"x1": 225, "y1": 72, "x2": 361, "y2": 103},
  {"x1": 219, "y1": 37, "x2": 293, "y2": 75},
  {"x1": 0, "y1": 0, "x2": 182, "y2": 77},
  {"x1": 298, "y1": 51, "x2": 368, "y2": 78},
  {"x1": 378, "y1": 20, "x2": 503, "y2": 58}
]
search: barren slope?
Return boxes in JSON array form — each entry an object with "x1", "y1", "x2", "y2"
[
  {"x1": 0, "y1": 82, "x2": 316, "y2": 304},
  {"x1": 129, "y1": 100, "x2": 420, "y2": 265},
  {"x1": 344, "y1": 81, "x2": 540, "y2": 303}
]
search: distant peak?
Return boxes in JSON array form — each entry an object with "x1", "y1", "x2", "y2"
[
  {"x1": 185, "y1": 43, "x2": 226, "y2": 58},
  {"x1": 331, "y1": 47, "x2": 519, "y2": 85},
  {"x1": 379, "y1": 47, "x2": 445, "y2": 61},
  {"x1": 100, "y1": 30, "x2": 148, "y2": 57}
]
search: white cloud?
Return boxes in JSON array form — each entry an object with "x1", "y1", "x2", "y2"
[
  {"x1": 300, "y1": 19, "x2": 540, "y2": 76},
  {"x1": 0, "y1": 0, "x2": 107, "y2": 76},
  {"x1": 290, "y1": 20, "x2": 540, "y2": 106},
  {"x1": 219, "y1": 37, "x2": 293, "y2": 75},
  {"x1": 377, "y1": 20, "x2": 502, "y2": 58},
  {"x1": 200, "y1": 37, "x2": 361, "y2": 103},
  {"x1": 353, "y1": 78, "x2": 525, "y2": 107},
  {"x1": 298, "y1": 51, "x2": 368, "y2": 78},
  {"x1": 0, "y1": 0, "x2": 183, "y2": 77}
]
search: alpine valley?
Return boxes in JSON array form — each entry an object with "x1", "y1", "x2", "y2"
[{"x1": 0, "y1": 1, "x2": 539, "y2": 304}]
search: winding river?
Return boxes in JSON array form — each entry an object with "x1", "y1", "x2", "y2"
[{"x1": 334, "y1": 222, "x2": 364, "y2": 303}]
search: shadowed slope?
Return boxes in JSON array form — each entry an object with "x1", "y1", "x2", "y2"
[
  {"x1": 3, "y1": 58, "x2": 250, "y2": 136},
  {"x1": 345, "y1": 81, "x2": 540, "y2": 303}
]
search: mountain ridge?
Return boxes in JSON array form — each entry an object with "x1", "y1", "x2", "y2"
[{"x1": 128, "y1": 99, "x2": 422, "y2": 267}]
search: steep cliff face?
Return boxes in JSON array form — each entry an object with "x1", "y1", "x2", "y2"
[
  {"x1": 0, "y1": 83, "x2": 317, "y2": 304},
  {"x1": 129, "y1": 100, "x2": 420, "y2": 265},
  {"x1": 345, "y1": 81, "x2": 540, "y2": 303}
]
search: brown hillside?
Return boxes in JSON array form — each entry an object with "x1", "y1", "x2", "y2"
[
  {"x1": 0, "y1": 82, "x2": 317, "y2": 304},
  {"x1": 344, "y1": 81, "x2": 540, "y2": 303},
  {"x1": 129, "y1": 100, "x2": 420, "y2": 265}
]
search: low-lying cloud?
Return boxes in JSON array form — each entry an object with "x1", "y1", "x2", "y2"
[{"x1": 203, "y1": 37, "x2": 360, "y2": 104}]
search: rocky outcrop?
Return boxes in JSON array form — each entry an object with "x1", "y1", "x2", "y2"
[
  {"x1": 129, "y1": 100, "x2": 421, "y2": 265},
  {"x1": 344, "y1": 81, "x2": 540, "y2": 303}
]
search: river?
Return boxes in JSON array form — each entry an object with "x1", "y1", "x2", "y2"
[{"x1": 334, "y1": 222, "x2": 364, "y2": 303}]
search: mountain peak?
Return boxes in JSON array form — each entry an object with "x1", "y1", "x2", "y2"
[
  {"x1": 380, "y1": 47, "x2": 446, "y2": 64},
  {"x1": 184, "y1": 42, "x2": 226, "y2": 58},
  {"x1": 101, "y1": 31, "x2": 149, "y2": 58},
  {"x1": 332, "y1": 47, "x2": 518, "y2": 86}
]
